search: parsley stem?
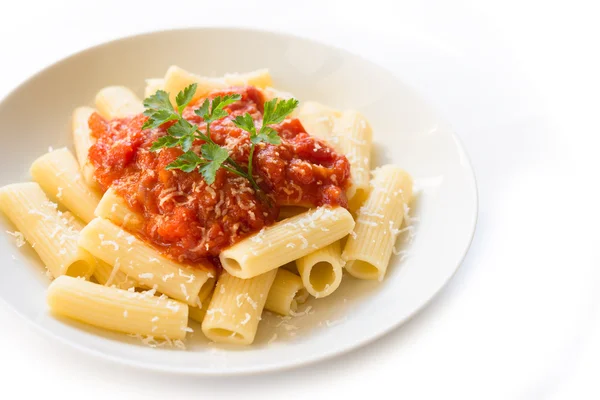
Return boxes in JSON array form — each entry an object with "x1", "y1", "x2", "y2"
[
  {"x1": 247, "y1": 144, "x2": 255, "y2": 179},
  {"x1": 225, "y1": 157, "x2": 244, "y2": 173},
  {"x1": 198, "y1": 124, "x2": 261, "y2": 193},
  {"x1": 222, "y1": 164, "x2": 261, "y2": 193},
  {"x1": 221, "y1": 165, "x2": 246, "y2": 178}
]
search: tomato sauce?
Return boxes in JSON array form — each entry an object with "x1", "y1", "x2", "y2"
[{"x1": 88, "y1": 86, "x2": 350, "y2": 266}]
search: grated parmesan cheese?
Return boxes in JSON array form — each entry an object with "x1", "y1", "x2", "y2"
[
  {"x1": 6, "y1": 231, "x2": 25, "y2": 247},
  {"x1": 178, "y1": 268, "x2": 195, "y2": 283},
  {"x1": 165, "y1": 301, "x2": 180, "y2": 313},
  {"x1": 101, "y1": 239, "x2": 120, "y2": 251},
  {"x1": 298, "y1": 235, "x2": 308, "y2": 249},
  {"x1": 356, "y1": 219, "x2": 379, "y2": 227},
  {"x1": 240, "y1": 313, "x2": 251, "y2": 325},
  {"x1": 325, "y1": 318, "x2": 347, "y2": 327},
  {"x1": 180, "y1": 283, "x2": 189, "y2": 300}
]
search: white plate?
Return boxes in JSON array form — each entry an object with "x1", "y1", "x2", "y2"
[{"x1": 0, "y1": 28, "x2": 477, "y2": 375}]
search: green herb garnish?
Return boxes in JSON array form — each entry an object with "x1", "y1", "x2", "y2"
[
  {"x1": 232, "y1": 98, "x2": 299, "y2": 181},
  {"x1": 144, "y1": 84, "x2": 298, "y2": 193}
]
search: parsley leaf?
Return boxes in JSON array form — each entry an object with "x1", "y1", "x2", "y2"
[
  {"x1": 175, "y1": 83, "x2": 197, "y2": 114},
  {"x1": 165, "y1": 150, "x2": 205, "y2": 173},
  {"x1": 150, "y1": 119, "x2": 198, "y2": 153},
  {"x1": 150, "y1": 135, "x2": 180, "y2": 151},
  {"x1": 232, "y1": 97, "x2": 298, "y2": 193},
  {"x1": 195, "y1": 98, "x2": 210, "y2": 121},
  {"x1": 199, "y1": 143, "x2": 229, "y2": 184},
  {"x1": 252, "y1": 126, "x2": 281, "y2": 145},
  {"x1": 234, "y1": 98, "x2": 298, "y2": 146},
  {"x1": 144, "y1": 83, "x2": 297, "y2": 197},
  {"x1": 142, "y1": 110, "x2": 179, "y2": 130},
  {"x1": 195, "y1": 94, "x2": 242, "y2": 123},
  {"x1": 262, "y1": 98, "x2": 299, "y2": 126},
  {"x1": 232, "y1": 113, "x2": 256, "y2": 136},
  {"x1": 142, "y1": 90, "x2": 179, "y2": 130},
  {"x1": 143, "y1": 90, "x2": 174, "y2": 113},
  {"x1": 167, "y1": 119, "x2": 196, "y2": 138}
]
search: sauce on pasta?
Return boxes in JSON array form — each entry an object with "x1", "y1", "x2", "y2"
[{"x1": 88, "y1": 86, "x2": 350, "y2": 266}]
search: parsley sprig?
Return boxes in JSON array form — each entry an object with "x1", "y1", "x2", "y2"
[
  {"x1": 143, "y1": 84, "x2": 298, "y2": 195},
  {"x1": 232, "y1": 97, "x2": 299, "y2": 182}
]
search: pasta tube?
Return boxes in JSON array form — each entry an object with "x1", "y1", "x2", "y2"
[
  {"x1": 47, "y1": 276, "x2": 189, "y2": 340},
  {"x1": 92, "y1": 259, "x2": 139, "y2": 290},
  {"x1": 95, "y1": 86, "x2": 144, "y2": 119},
  {"x1": 188, "y1": 304, "x2": 207, "y2": 325},
  {"x1": 71, "y1": 106, "x2": 100, "y2": 190},
  {"x1": 78, "y1": 217, "x2": 215, "y2": 306},
  {"x1": 144, "y1": 78, "x2": 164, "y2": 98},
  {"x1": 0, "y1": 183, "x2": 95, "y2": 278},
  {"x1": 220, "y1": 206, "x2": 355, "y2": 279},
  {"x1": 333, "y1": 110, "x2": 373, "y2": 209},
  {"x1": 71, "y1": 106, "x2": 95, "y2": 167},
  {"x1": 296, "y1": 240, "x2": 343, "y2": 298},
  {"x1": 343, "y1": 165, "x2": 413, "y2": 280},
  {"x1": 30, "y1": 147, "x2": 101, "y2": 223},
  {"x1": 264, "y1": 269, "x2": 308, "y2": 316},
  {"x1": 62, "y1": 211, "x2": 138, "y2": 290},
  {"x1": 277, "y1": 205, "x2": 309, "y2": 221},
  {"x1": 163, "y1": 66, "x2": 226, "y2": 105},
  {"x1": 223, "y1": 69, "x2": 273, "y2": 88},
  {"x1": 297, "y1": 101, "x2": 341, "y2": 142},
  {"x1": 188, "y1": 288, "x2": 214, "y2": 324},
  {"x1": 261, "y1": 87, "x2": 294, "y2": 102},
  {"x1": 202, "y1": 270, "x2": 276, "y2": 345},
  {"x1": 94, "y1": 187, "x2": 144, "y2": 232}
]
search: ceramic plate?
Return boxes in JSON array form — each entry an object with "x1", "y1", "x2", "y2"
[{"x1": 0, "y1": 28, "x2": 477, "y2": 375}]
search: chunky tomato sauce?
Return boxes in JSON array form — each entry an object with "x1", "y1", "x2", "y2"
[{"x1": 88, "y1": 86, "x2": 350, "y2": 266}]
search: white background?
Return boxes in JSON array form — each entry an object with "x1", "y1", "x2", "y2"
[{"x1": 1, "y1": 0, "x2": 598, "y2": 398}]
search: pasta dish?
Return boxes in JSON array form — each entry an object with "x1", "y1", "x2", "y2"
[{"x1": 0, "y1": 66, "x2": 413, "y2": 346}]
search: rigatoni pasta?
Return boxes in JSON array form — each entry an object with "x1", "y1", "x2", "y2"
[
  {"x1": 0, "y1": 65, "x2": 417, "y2": 348},
  {"x1": 30, "y1": 147, "x2": 101, "y2": 223},
  {"x1": 188, "y1": 289, "x2": 213, "y2": 324},
  {"x1": 224, "y1": 69, "x2": 272, "y2": 88},
  {"x1": 72, "y1": 106, "x2": 96, "y2": 167},
  {"x1": 0, "y1": 183, "x2": 95, "y2": 278},
  {"x1": 264, "y1": 269, "x2": 308, "y2": 316},
  {"x1": 296, "y1": 241, "x2": 343, "y2": 298},
  {"x1": 144, "y1": 78, "x2": 164, "y2": 98},
  {"x1": 95, "y1": 86, "x2": 144, "y2": 118},
  {"x1": 202, "y1": 270, "x2": 276, "y2": 345},
  {"x1": 163, "y1": 65, "x2": 227, "y2": 104},
  {"x1": 333, "y1": 110, "x2": 373, "y2": 209},
  {"x1": 92, "y1": 259, "x2": 139, "y2": 290},
  {"x1": 94, "y1": 187, "x2": 144, "y2": 232},
  {"x1": 297, "y1": 101, "x2": 341, "y2": 142},
  {"x1": 220, "y1": 206, "x2": 355, "y2": 279},
  {"x1": 78, "y1": 217, "x2": 215, "y2": 306},
  {"x1": 62, "y1": 211, "x2": 138, "y2": 290},
  {"x1": 71, "y1": 106, "x2": 100, "y2": 189},
  {"x1": 47, "y1": 276, "x2": 189, "y2": 340},
  {"x1": 343, "y1": 165, "x2": 413, "y2": 280}
]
